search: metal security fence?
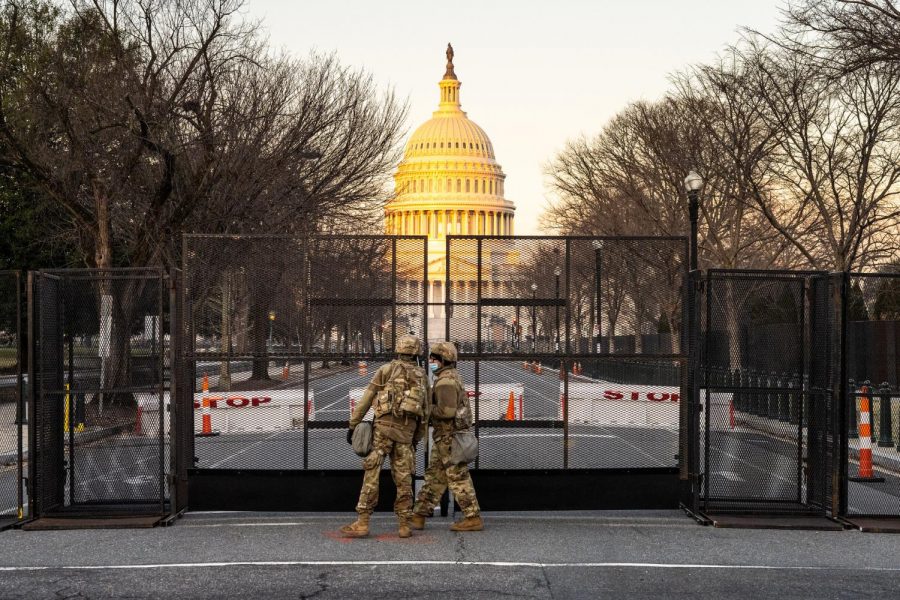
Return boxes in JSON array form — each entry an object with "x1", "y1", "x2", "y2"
[
  {"x1": 29, "y1": 270, "x2": 169, "y2": 518},
  {"x1": 179, "y1": 234, "x2": 688, "y2": 510},
  {"x1": 0, "y1": 271, "x2": 24, "y2": 527},
  {"x1": 842, "y1": 272, "x2": 900, "y2": 518},
  {"x1": 698, "y1": 270, "x2": 836, "y2": 515},
  {"x1": 180, "y1": 235, "x2": 429, "y2": 510},
  {"x1": 442, "y1": 236, "x2": 688, "y2": 507}
]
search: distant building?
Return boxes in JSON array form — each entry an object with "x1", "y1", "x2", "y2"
[{"x1": 386, "y1": 44, "x2": 517, "y2": 342}]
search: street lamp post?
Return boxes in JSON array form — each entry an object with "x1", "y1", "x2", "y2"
[
  {"x1": 684, "y1": 170, "x2": 703, "y2": 271},
  {"x1": 268, "y1": 310, "x2": 276, "y2": 347},
  {"x1": 515, "y1": 304, "x2": 521, "y2": 351},
  {"x1": 530, "y1": 283, "x2": 537, "y2": 352},
  {"x1": 592, "y1": 240, "x2": 603, "y2": 353},
  {"x1": 554, "y1": 266, "x2": 561, "y2": 353}
]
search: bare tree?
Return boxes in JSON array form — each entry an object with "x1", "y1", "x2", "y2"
[
  {"x1": 746, "y1": 42, "x2": 900, "y2": 270},
  {"x1": 785, "y1": 1, "x2": 900, "y2": 74}
]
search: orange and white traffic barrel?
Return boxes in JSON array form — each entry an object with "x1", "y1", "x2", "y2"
[{"x1": 850, "y1": 384, "x2": 884, "y2": 482}]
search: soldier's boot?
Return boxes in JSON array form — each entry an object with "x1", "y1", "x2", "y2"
[
  {"x1": 339, "y1": 514, "x2": 370, "y2": 538},
  {"x1": 450, "y1": 516, "x2": 483, "y2": 532},
  {"x1": 398, "y1": 516, "x2": 412, "y2": 539},
  {"x1": 410, "y1": 513, "x2": 426, "y2": 530}
]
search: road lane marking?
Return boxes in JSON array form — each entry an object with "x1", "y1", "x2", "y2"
[
  {"x1": 479, "y1": 433, "x2": 616, "y2": 439},
  {"x1": 1, "y1": 561, "x2": 898, "y2": 572}
]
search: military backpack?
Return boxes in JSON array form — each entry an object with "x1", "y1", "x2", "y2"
[{"x1": 374, "y1": 359, "x2": 426, "y2": 421}]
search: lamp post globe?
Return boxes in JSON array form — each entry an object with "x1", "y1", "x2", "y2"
[{"x1": 684, "y1": 170, "x2": 703, "y2": 271}]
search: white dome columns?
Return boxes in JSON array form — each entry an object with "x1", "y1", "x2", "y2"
[{"x1": 387, "y1": 208, "x2": 514, "y2": 237}]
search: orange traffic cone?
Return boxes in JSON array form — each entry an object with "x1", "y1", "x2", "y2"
[
  {"x1": 358, "y1": 361, "x2": 368, "y2": 376},
  {"x1": 282, "y1": 363, "x2": 290, "y2": 380},
  {"x1": 850, "y1": 385, "x2": 885, "y2": 482},
  {"x1": 535, "y1": 362, "x2": 542, "y2": 375},
  {"x1": 197, "y1": 397, "x2": 219, "y2": 437},
  {"x1": 523, "y1": 361, "x2": 530, "y2": 372},
  {"x1": 505, "y1": 391, "x2": 516, "y2": 420}
]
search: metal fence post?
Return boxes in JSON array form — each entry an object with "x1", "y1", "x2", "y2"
[
  {"x1": 877, "y1": 382, "x2": 893, "y2": 448},
  {"x1": 768, "y1": 371, "x2": 778, "y2": 420},
  {"x1": 778, "y1": 372, "x2": 790, "y2": 422},
  {"x1": 789, "y1": 372, "x2": 800, "y2": 425},
  {"x1": 848, "y1": 378, "x2": 858, "y2": 439}
]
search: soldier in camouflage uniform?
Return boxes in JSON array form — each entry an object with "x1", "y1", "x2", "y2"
[
  {"x1": 341, "y1": 335, "x2": 429, "y2": 539},
  {"x1": 411, "y1": 341, "x2": 483, "y2": 532}
]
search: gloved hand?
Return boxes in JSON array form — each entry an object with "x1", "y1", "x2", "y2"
[{"x1": 346, "y1": 428, "x2": 354, "y2": 445}]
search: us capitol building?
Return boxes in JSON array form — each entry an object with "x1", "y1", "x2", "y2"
[{"x1": 386, "y1": 45, "x2": 517, "y2": 342}]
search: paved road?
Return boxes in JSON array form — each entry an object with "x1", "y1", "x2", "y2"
[{"x1": 2, "y1": 510, "x2": 900, "y2": 599}]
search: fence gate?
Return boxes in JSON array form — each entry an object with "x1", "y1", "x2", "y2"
[
  {"x1": 0, "y1": 271, "x2": 24, "y2": 529},
  {"x1": 28, "y1": 269, "x2": 169, "y2": 520},
  {"x1": 698, "y1": 270, "x2": 836, "y2": 518},
  {"x1": 182, "y1": 235, "x2": 429, "y2": 511},
  {"x1": 840, "y1": 272, "x2": 900, "y2": 526},
  {"x1": 445, "y1": 236, "x2": 688, "y2": 509}
]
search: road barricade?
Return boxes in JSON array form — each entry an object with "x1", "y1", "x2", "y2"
[
  {"x1": 349, "y1": 388, "x2": 376, "y2": 421},
  {"x1": 351, "y1": 384, "x2": 526, "y2": 421},
  {"x1": 135, "y1": 392, "x2": 170, "y2": 436},
  {"x1": 700, "y1": 390, "x2": 735, "y2": 431},
  {"x1": 192, "y1": 390, "x2": 315, "y2": 434},
  {"x1": 468, "y1": 383, "x2": 525, "y2": 420},
  {"x1": 559, "y1": 382, "x2": 681, "y2": 427}
]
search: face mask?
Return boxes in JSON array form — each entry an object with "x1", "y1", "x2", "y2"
[{"x1": 429, "y1": 362, "x2": 439, "y2": 372}]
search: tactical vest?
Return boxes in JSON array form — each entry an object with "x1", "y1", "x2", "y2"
[
  {"x1": 432, "y1": 368, "x2": 471, "y2": 439},
  {"x1": 373, "y1": 359, "x2": 427, "y2": 444}
]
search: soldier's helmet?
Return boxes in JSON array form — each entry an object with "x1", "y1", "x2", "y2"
[
  {"x1": 396, "y1": 334, "x2": 422, "y2": 356},
  {"x1": 429, "y1": 341, "x2": 458, "y2": 363}
]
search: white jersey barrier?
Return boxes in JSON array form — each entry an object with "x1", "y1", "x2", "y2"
[
  {"x1": 700, "y1": 390, "x2": 735, "y2": 430},
  {"x1": 350, "y1": 383, "x2": 525, "y2": 421},
  {"x1": 468, "y1": 384, "x2": 525, "y2": 420},
  {"x1": 560, "y1": 383, "x2": 681, "y2": 427},
  {"x1": 349, "y1": 388, "x2": 375, "y2": 421},
  {"x1": 192, "y1": 390, "x2": 315, "y2": 434}
]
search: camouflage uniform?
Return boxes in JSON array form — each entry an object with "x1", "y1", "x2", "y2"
[
  {"x1": 413, "y1": 364, "x2": 481, "y2": 519},
  {"x1": 349, "y1": 355, "x2": 429, "y2": 520}
]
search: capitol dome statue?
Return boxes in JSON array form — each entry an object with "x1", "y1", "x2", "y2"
[{"x1": 387, "y1": 44, "x2": 516, "y2": 342}]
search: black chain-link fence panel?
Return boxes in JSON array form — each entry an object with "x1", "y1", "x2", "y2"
[
  {"x1": 0, "y1": 272, "x2": 23, "y2": 523},
  {"x1": 183, "y1": 236, "x2": 428, "y2": 472},
  {"x1": 445, "y1": 237, "x2": 687, "y2": 357},
  {"x1": 32, "y1": 270, "x2": 167, "y2": 516},
  {"x1": 844, "y1": 273, "x2": 900, "y2": 517},
  {"x1": 442, "y1": 236, "x2": 687, "y2": 472},
  {"x1": 700, "y1": 271, "x2": 831, "y2": 514}
]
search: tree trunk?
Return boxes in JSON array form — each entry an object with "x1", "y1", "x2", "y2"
[
  {"x1": 249, "y1": 293, "x2": 270, "y2": 380},
  {"x1": 219, "y1": 271, "x2": 232, "y2": 389}
]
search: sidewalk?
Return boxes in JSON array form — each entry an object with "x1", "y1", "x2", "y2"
[{"x1": 1, "y1": 510, "x2": 899, "y2": 599}]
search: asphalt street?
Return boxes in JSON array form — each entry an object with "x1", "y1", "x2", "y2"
[{"x1": 2, "y1": 510, "x2": 900, "y2": 599}]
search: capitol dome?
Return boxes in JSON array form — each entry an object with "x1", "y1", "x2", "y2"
[
  {"x1": 386, "y1": 44, "x2": 515, "y2": 239},
  {"x1": 387, "y1": 45, "x2": 516, "y2": 342}
]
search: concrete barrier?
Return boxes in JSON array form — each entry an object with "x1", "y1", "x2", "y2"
[
  {"x1": 559, "y1": 382, "x2": 681, "y2": 427},
  {"x1": 192, "y1": 390, "x2": 315, "y2": 434},
  {"x1": 350, "y1": 383, "x2": 526, "y2": 421},
  {"x1": 468, "y1": 383, "x2": 525, "y2": 420},
  {"x1": 700, "y1": 390, "x2": 734, "y2": 430}
]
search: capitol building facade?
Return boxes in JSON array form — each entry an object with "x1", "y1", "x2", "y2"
[{"x1": 386, "y1": 45, "x2": 516, "y2": 342}]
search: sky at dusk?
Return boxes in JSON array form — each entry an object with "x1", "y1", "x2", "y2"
[{"x1": 244, "y1": 0, "x2": 786, "y2": 233}]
